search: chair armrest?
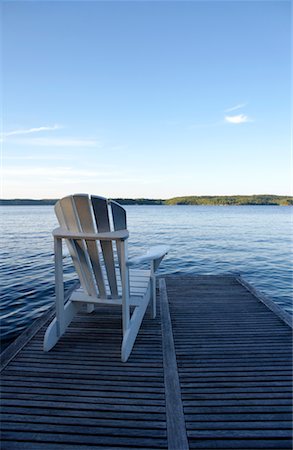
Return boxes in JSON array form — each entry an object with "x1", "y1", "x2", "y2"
[
  {"x1": 127, "y1": 245, "x2": 169, "y2": 266},
  {"x1": 53, "y1": 227, "x2": 129, "y2": 241}
]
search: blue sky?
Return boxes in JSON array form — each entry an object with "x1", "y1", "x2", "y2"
[{"x1": 1, "y1": 1, "x2": 291, "y2": 199}]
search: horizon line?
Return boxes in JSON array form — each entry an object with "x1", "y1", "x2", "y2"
[{"x1": 0, "y1": 194, "x2": 292, "y2": 201}]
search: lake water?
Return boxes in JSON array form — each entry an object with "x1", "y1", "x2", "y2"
[{"x1": 1, "y1": 205, "x2": 292, "y2": 346}]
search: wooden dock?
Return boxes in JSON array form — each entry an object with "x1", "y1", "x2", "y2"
[{"x1": 1, "y1": 275, "x2": 292, "y2": 449}]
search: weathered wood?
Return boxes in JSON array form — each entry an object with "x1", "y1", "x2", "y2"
[
  {"x1": 1, "y1": 430, "x2": 167, "y2": 447},
  {"x1": 1, "y1": 286, "x2": 167, "y2": 449},
  {"x1": 1, "y1": 406, "x2": 165, "y2": 421},
  {"x1": 187, "y1": 421, "x2": 293, "y2": 430},
  {"x1": 0, "y1": 281, "x2": 79, "y2": 371},
  {"x1": 187, "y1": 439, "x2": 292, "y2": 449},
  {"x1": 1, "y1": 274, "x2": 292, "y2": 450},
  {"x1": 0, "y1": 444, "x2": 137, "y2": 450},
  {"x1": 237, "y1": 276, "x2": 293, "y2": 328},
  {"x1": 1, "y1": 421, "x2": 166, "y2": 438},
  {"x1": 164, "y1": 275, "x2": 293, "y2": 450},
  {"x1": 159, "y1": 278, "x2": 189, "y2": 450}
]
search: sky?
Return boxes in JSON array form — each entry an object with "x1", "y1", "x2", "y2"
[{"x1": 1, "y1": 0, "x2": 291, "y2": 199}]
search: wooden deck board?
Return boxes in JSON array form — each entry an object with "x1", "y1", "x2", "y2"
[
  {"x1": 165, "y1": 275, "x2": 293, "y2": 450},
  {"x1": 1, "y1": 275, "x2": 292, "y2": 449},
  {"x1": 1, "y1": 302, "x2": 167, "y2": 449}
]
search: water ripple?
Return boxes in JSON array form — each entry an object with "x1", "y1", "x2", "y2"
[{"x1": 1, "y1": 205, "x2": 292, "y2": 346}]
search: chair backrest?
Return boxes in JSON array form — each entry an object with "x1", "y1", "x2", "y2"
[{"x1": 55, "y1": 194, "x2": 127, "y2": 300}]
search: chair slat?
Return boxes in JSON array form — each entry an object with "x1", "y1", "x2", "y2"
[
  {"x1": 57, "y1": 196, "x2": 97, "y2": 296},
  {"x1": 91, "y1": 196, "x2": 110, "y2": 233},
  {"x1": 91, "y1": 196, "x2": 118, "y2": 298},
  {"x1": 73, "y1": 195, "x2": 106, "y2": 298},
  {"x1": 111, "y1": 201, "x2": 127, "y2": 230},
  {"x1": 110, "y1": 201, "x2": 127, "y2": 276},
  {"x1": 54, "y1": 201, "x2": 88, "y2": 293}
]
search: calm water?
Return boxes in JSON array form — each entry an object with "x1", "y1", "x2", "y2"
[{"x1": 1, "y1": 205, "x2": 292, "y2": 345}]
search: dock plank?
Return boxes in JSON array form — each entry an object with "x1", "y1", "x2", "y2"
[
  {"x1": 165, "y1": 275, "x2": 293, "y2": 450},
  {"x1": 1, "y1": 302, "x2": 167, "y2": 449},
  {"x1": 1, "y1": 275, "x2": 292, "y2": 449}
]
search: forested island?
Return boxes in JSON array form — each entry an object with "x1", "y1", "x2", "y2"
[
  {"x1": 1, "y1": 195, "x2": 292, "y2": 206},
  {"x1": 164, "y1": 195, "x2": 293, "y2": 206}
]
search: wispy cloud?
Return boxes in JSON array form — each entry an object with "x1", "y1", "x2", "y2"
[
  {"x1": 224, "y1": 103, "x2": 247, "y2": 113},
  {"x1": 3, "y1": 155, "x2": 71, "y2": 161},
  {"x1": 225, "y1": 114, "x2": 251, "y2": 124},
  {"x1": 3, "y1": 124, "x2": 62, "y2": 137},
  {"x1": 2, "y1": 124, "x2": 101, "y2": 147},
  {"x1": 3, "y1": 166, "x2": 183, "y2": 187},
  {"x1": 2, "y1": 166, "x2": 111, "y2": 178},
  {"x1": 15, "y1": 137, "x2": 100, "y2": 147}
]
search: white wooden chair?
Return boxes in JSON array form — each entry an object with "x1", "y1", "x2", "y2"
[{"x1": 43, "y1": 194, "x2": 169, "y2": 362}]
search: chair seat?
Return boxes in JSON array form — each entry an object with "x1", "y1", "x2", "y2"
[
  {"x1": 70, "y1": 269, "x2": 152, "y2": 305},
  {"x1": 120, "y1": 269, "x2": 152, "y2": 297}
]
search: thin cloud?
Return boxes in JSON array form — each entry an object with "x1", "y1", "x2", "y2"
[
  {"x1": 225, "y1": 103, "x2": 247, "y2": 113},
  {"x1": 225, "y1": 114, "x2": 251, "y2": 124},
  {"x1": 3, "y1": 155, "x2": 70, "y2": 161},
  {"x1": 3, "y1": 166, "x2": 177, "y2": 184},
  {"x1": 2, "y1": 166, "x2": 112, "y2": 178},
  {"x1": 9, "y1": 137, "x2": 100, "y2": 147},
  {"x1": 2, "y1": 124, "x2": 102, "y2": 147},
  {"x1": 3, "y1": 124, "x2": 62, "y2": 137},
  {"x1": 2, "y1": 166, "x2": 158, "y2": 185}
]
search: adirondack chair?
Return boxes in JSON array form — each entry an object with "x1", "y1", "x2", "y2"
[{"x1": 43, "y1": 194, "x2": 169, "y2": 362}]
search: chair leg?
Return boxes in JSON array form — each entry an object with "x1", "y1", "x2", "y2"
[
  {"x1": 121, "y1": 292, "x2": 150, "y2": 362},
  {"x1": 151, "y1": 267, "x2": 156, "y2": 319},
  {"x1": 86, "y1": 304, "x2": 95, "y2": 313},
  {"x1": 43, "y1": 301, "x2": 81, "y2": 351}
]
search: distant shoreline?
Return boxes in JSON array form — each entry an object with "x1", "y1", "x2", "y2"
[{"x1": 0, "y1": 195, "x2": 292, "y2": 206}]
